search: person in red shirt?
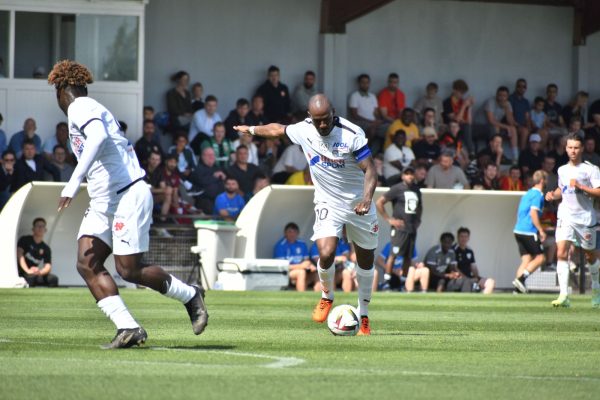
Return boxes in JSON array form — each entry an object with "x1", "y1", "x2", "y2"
[
  {"x1": 377, "y1": 73, "x2": 406, "y2": 123},
  {"x1": 499, "y1": 165, "x2": 524, "y2": 191},
  {"x1": 443, "y1": 79, "x2": 475, "y2": 157}
]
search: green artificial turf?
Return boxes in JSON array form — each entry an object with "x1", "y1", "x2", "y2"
[{"x1": 1, "y1": 289, "x2": 599, "y2": 399}]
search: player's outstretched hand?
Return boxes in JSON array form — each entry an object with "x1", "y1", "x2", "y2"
[
  {"x1": 57, "y1": 196, "x2": 72, "y2": 212},
  {"x1": 354, "y1": 200, "x2": 371, "y2": 216},
  {"x1": 233, "y1": 125, "x2": 250, "y2": 135}
]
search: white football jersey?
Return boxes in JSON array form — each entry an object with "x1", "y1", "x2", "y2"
[
  {"x1": 62, "y1": 97, "x2": 145, "y2": 210},
  {"x1": 557, "y1": 161, "x2": 600, "y2": 226},
  {"x1": 285, "y1": 116, "x2": 371, "y2": 208}
]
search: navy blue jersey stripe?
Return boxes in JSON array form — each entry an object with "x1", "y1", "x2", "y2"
[{"x1": 354, "y1": 144, "x2": 371, "y2": 162}]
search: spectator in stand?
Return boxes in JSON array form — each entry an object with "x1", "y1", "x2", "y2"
[
  {"x1": 246, "y1": 94, "x2": 270, "y2": 127},
  {"x1": 9, "y1": 118, "x2": 42, "y2": 158},
  {"x1": 17, "y1": 217, "x2": 59, "y2": 287},
  {"x1": 544, "y1": 83, "x2": 566, "y2": 136},
  {"x1": 168, "y1": 133, "x2": 196, "y2": 179},
  {"x1": 453, "y1": 227, "x2": 495, "y2": 294},
  {"x1": 246, "y1": 94, "x2": 277, "y2": 168},
  {"x1": 567, "y1": 117, "x2": 585, "y2": 138},
  {"x1": 583, "y1": 136, "x2": 600, "y2": 166},
  {"x1": 166, "y1": 70, "x2": 192, "y2": 131},
  {"x1": 548, "y1": 135, "x2": 568, "y2": 173},
  {"x1": 214, "y1": 176, "x2": 246, "y2": 221},
  {"x1": 541, "y1": 155, "x2": 558, "y2": 191},
  {"x1": 426, "y1": 150, "x2": 470, "y2": 189},
  {"x1": 471, "y1": 163, "x2": 500, "y2": 190},
  {"x1": 0, "y1": 113, "x2": 6, "y2": 155},
  {"x1": 285, "y1": 166, "x2": 312, "y2": 186},
  {"x1": 476, "y1": 86, "x2": 519, "y2": 163},
  {"x1": 587, "y1": 98, "x2": 600, "y2": 152},
  {"x1": 499, "y1": 165, "x2": 524, "y2": 191},
  {"x1": 478, "y1": 134, "x2": 511, "y2": 168},
  {"x1": 189, "y1": 95, "x2": 222, "y2": 153},
  {"x1": 49, "y1": 145, "x2": 74, "y2": 182},
  {"x1": 465, "y1": 151, "x2": 492, "y2": 184},
  {"x1": 509, "y1": 78, "x2": 532, "y2": 150},
  {"x1": 414, "y1": 164, "x2": 427, "y2": 189},
  {"x1": 144, "y1": 151, "x2": 177, "y2": 222},
  {"x1": 383, "y1": 130, "x2": 415, "y2": 186},
  {"x1": 439, "y1": 120, "x2": 469, "y2": 169},
  {"x1": 162, "y1": 153, "x2": 182, "y2": 208},
  {"x1": 143, "y1": 105, "x2": 162, "y2": 144},
  {"x1": 13, "y1": 139, "x2": 60, "y2": 192},
  {"x1": 443, "y1": 79, "x2": 475, "y2": 156},
  {"x1": 420, "y1": 107, "x2": 441, "y2": 135},
  {"x1": 42, "y1": 122, "x2": 72, "y2": 162},
  {"x1": 384, "y1": 108, "x2": 419, "y2": 149},
  {"x1": 424, "y1": 232, "x2": 472, "y2": 292},
  {"x1": 377, "y1": 72, "x2": 406, "y2": 124},
  {"x1": 201, "y1": 122, "x2": 234, "y2": 169},
  {"x1": 0, "y1": 149, "x2": 16, "y2": 210},
  {"x1": 227, "y1": 144, "x2": 261, "y2": 199},
  {"x1": 273, "y1": 222, "x2": 315, "y2": 292},
  {"x1": 251, "y1": 173, "x2": 270, "y2": 198},
  {"x1": 190, "y1": 82, "x2": 204, "y2": 112},
  {"x1": 562, "y1": 91, "x2": 590, "y2": 129},
  {"x1": 291, "y1": 70, "x2": 317, "y2": 118},
  {"x1": 271, "y1": 144, "x2": 307, "y2": 184},
  {"x1": 414, "y1": 82, "x2": 443, "y2": 127},
  {"x1": 224, "y1": 98, "x2": 250, "y2": 141},
  {"x1": 348, "y1": 73, "x2": 381, "y2": 148},
  {"x1": 135, "y1": 119, "x2": 164, "y2": 168},
  {"x1": 518, "y1": 133, "x2": 545, "y2": 176},
  {"x1": 255, "y1": 65, "x2": 291, "y2": 123},
  {"x1": 412, "y1": 127, "x2": 441, "y2": 167},
  {"x1": 530, "y1": 96, "x2": 549, "y2": 147},
  {"x1": 187, "y1": 147, "x2": 226, "y2": 214},
  {"x1": 232, "y1": 132, "x2": 259, "y2": 166}
]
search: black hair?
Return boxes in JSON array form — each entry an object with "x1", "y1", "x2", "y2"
[
  {"x1": 357, "y1": 73, "x2": 370, "y2": 82},
  {"x1": 285, "y1": 222, "x2": 300, "y2": 232},
  {"x1": 236, "y1": 98, "x2": 250, "y2": 108},
  {"x1": 268, "y1": 65, "x2": 280, "y2": 73},
  {"x1": 22, "y1": 138, "x2": 35, "y2": 148},
  {"x1": 32, "y1": 217, "x2": 46, "y2": 227},
  {"x1": 423, "y1": 107, "x2": 435, "y2": 115},
  {"x1": 388, "y1": 72, "x2": 399, "y2": 80},
  {"x1": 305, "y1": 70, "x2": 315, "y2": 77},
  {"x1": 236, "y1": 144, "x2": 248, "y2": 152},
  {"x1": 426, "y1": 82, "x2": 438, "y2": 91},
  {"x1": 143, "y1": 105, "x2": 154, "y2": 113},
  {"x1": 566, "y1": 132, "x2": 584, "y2": 144},
  {"x1": 534, "y1": 96, "x2": 545, "y2": 104},
  {"x1": 171, "y1": 70, "x2": 188, "y2": 82},
  {"x1": 457, "y1": 227, "x2": 470, "y2": 236},
  {"x1": 496, "y1": 86, "x2": 510, "y2": 94},
  {"x1": 56, "y1": 121, "x2": 68, "y2": 129},
  {"x1": 440, "y1": 232, "x2": 454, "y2": 242},
  {"x1": 205, "y1": 95, "x2": 218, "y2": 103},
  {"x1": 53, "y1": 144, "x2": 66, "y2": 153},
  {"x1": 547, "y1": 83, "x2": 558, "y2": 91},
  {"x1": 118, "y1": 120, "x2": 127, "y2": 132},
  {"x1": 2, "y1": 149, "x2": 16, "y2": 159}
]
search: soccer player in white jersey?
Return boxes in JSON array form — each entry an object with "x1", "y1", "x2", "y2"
[
  {"x1": 235, "y1": 94, "x2": 378, "y2": 335},
  {"x1": 545, "y1": 133, "x2": 600, "y2": 308},
  {"x1": 48, "y1": 60, "x2": 208, "y2": 348}
]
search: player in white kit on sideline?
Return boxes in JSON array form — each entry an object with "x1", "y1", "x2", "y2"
[
  {"x1": 48, "y1": 60, "x2": 207, "y2": 348},
  {"x1": 235, "y1": 94, "x2": 378, "y2": 335},
  {"x1": 545, "y1": 133, "x2": 600, "y2": 308}
]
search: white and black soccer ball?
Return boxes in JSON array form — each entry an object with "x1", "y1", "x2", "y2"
[{"x1": 327, "y1": 304, "x2": 359, "y2": 336}]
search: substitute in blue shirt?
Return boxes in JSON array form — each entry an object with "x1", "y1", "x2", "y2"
[
  {"x1": 273, "y1": 222, "x2": 315, "y2": 291},
  {"x1": 214, "y1": 177, "x2": 246, "y2": 221}
]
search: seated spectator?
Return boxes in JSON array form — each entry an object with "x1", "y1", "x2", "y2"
[
  {"x1": 465, "y1": 151, "x2": 492, "y2": 184},
  {"x1": 376, "y1": 243, "x2": 429, "y2": 292},
  {"x1": 224, "y1": 98, "x2": 250, "y2": 141},
  {"x1": 161, "y1": 153, "x2": 182, "y2": 209},
  {"x1": 412, "y1": 127, "x2": 441, "y2": 167},
  {"x1": 424, "y1": 232, "x2": 473, "y2": 292},
  {"x1": 384, "y1": 108, "x2": 419, "y2": 149},
  {"x1": 442, "y1": 79, "x2": 475, "y2": 156},
  {"x1": 168, "y1": 133, "x2": 196, "y2": 179},
  {"x1": 271, "y1": 144, "x2": 307, "y2": 184},
  {"x1": 251, "y1": 173, "x2": 270, "y2": 198},
  {"x1": 583, "y1": 136, "x2": 600, "y2": 166},
  {"x1": 135, "y1": 119, "x2": 164, "y2": 168},
  {"x1": 227, "y1": 144, "x2": 262, "y2": 198},
  {"x1": 309, "y1": 234, "x2": 350, "y2": 292},
  {"x1": 201, "y1": 122, "x2": 234, "y2": 169},
  {"x1": 508, "y1": 78, "x2": 532, "y2": 150},
  {"x1": 232, "y1": 132, "x2": 259, "y2": 166},
  {"x1": 0, "y1": 149, "x2": 16, "y2": 210},
  {"x1": 477, "y1": 134, "x2": 511, "y2": 167},
  {"x1": 17, "y1": 217, "x2": 59, "y2": 287},
  {"x1": 143, "y1": 105, "x2": 162, "y2": 144},
  {"x1": 377, "y1": 72, "x2": 406, "y2": 124},
  {"x1": 414, "y1": 82, "x2": 443, "y2": 126},
  {"x1": 0, "y1": 112, "x2": 6, "y2": 154},
  {"x1": 189, "y1": 95, "x2": 222, "y2": 152},
  {"x1": 414, "y1": 164, "x2": 427, "y2": 189},
  {"x1": 214, "y1": 177, "x2": 246, "y2": 221},
  {"x1": 471, "y1": 163, "x2": 500, "y2": 190},
  {"x1": 273, "y1": 222, "x2": 315, "y2": 291},
  {"x1": 499, "y1": 165, "x2": 524, "y2": 191},
  {"x1": 425, "y1": 150, "x2": 470, "y2": 189},
  {"x1": 587, "y1": 98, "x2": 600, "y2": 152},
  {"x1": 567, "y1": 116, "x2": 585, "y2": 138},
  {"x1": 42, "y1": 122, "x2": 72, "y2": 162},
  {"x1": 187, "y1": 147, "x2": 226, "y2": 214},
  {"x1": 348, "y1": 73, "x2": 381, "y2": 147},
  {"x1": 419, "y1": 107, "x2": 442, "y2": 135},
  {"x1": 383, "y1": 130, "x2": 415, "y2": 186},
  {"x1": 49, "y1": 145, "x2": 74, "y2": 182},
  {"x1": 548, "y1": 135, "x2": 568, "y2": 172},
  {"x1": 191, "y1": 82, "x2": 204, "y2": 112},
  {"x1": 245, "y1": 94, "x2": 276, "y2": 166},
  {"x1": 541, "y1": 155, "x2": 558, "y2": 191},
  {"x1": 13, "y1": 139, "x2": 60, "y2": 192},
  {"x1": 285, "y1": 166, "x2": 312, "y2": 186},
  {"x1": 9, "y1": 118, "x2": 42, "y2": 158},
  {"x1": 562, "y1": 91, "x2": 590, "y2": 129},
  {"x1": 544, "y1": 83, "x2": 566, "y2": 136},
  {"x1": 144, "y1": 151, "x2": 178, "y2": 221},
  {"x1": 518, "y1": 133, "x2": 545, "y2": 176},
  {"x1": 439, "y1": 120, "x2": 469, "y2": 169},
  {"x1": 246, "y1": 94, "x2": 270, "y2": 127},
  {"x1": 530, "y1": 96, "x2": 549, "y2": 147},
  {"x1": 256, "y1": 65, "x2": 291, "y2": 123},
  {"x1": 166, "y1": 70, "x2": 193, "y2": 131},
  {"x1": 453, "y1": 227, "x2": 495, "y2": 294},
  {"x1": 291, "y1": 70, "x2": 317, "y2": 118}
]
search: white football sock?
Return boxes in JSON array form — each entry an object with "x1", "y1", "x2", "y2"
[
  {"x1": 164, "y1": 275, "x2": 196, "y2": 303},
  {"x1": 556, "y1": 260, "x2": 570, "y2": 296},
  {"x1": 589, "y1": 259, "x2": 600, "y2": 290},
  {"x1": 97, "y1": 295, "x2": 139, "y2": 330},
  {"x1": 356, "y1": 266, "x2": 374, "y2": 317},
  {"x1": 318, "y1": 260, "x2": 335, "y2": 301}
]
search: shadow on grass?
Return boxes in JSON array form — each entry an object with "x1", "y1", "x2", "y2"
[
  {"x1": 146, "y1": 345, "x2": 236, "y2": 351},
  {"x1": 375, "y1": 332, "x2": 468, "y2": 337}
]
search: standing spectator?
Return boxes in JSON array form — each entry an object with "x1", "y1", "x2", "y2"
[
  {"x1": 227, "y1": 144, "x2": 261, "y2": 198},
  {"x1": 544, "y1": 83, "x2": 566, "y2": 136},
  {"x1": 168, "y1": 133, "x2": 196, "y2": 179},
  {"x1": 201, "y1": 122, "x2": 234, "y2": 169},
  {"x1": 383, "y1": 130, "x2": 415, "y2": 186},
  {"x1": 518, "y1": 133, "x2": 545, "y2": 176},
  {"x1": 375, "y1": 166, "x2": 422, "y2": 291},
  {"x1": 135, "y1": 119, "x2": 164, "y2": 168},
  {"x1": 425, "y1": 150, "x2": 470, "y2": 189},
  {"x1": 255, "y1": 65, "x2": 291, "y2": 123},
  {"x1": 384, "y1": 108, "x2": 419, "y2": 149},
  {"x1": 471, "y1": 163, "x2": 500, "y2": 190},
  {"x1": 224, "y1": 98, "x2": 250, "y2": 141},
  {"x1": 144, "y1": 151, "x2": 177, "y2": 222},
  {"x1": 17, "y1": 217, "x2": 59, "y2": 287},
  {"x1": 453, "y1": 227, "x2": 495, "y2": 294},
  {"x1": 291, "y1": 70, "x2": 317, "y2": 118},
  {"x1": 348, "y1": 73, "x2": 381, "y2": 145},
  {"x1": 499, "y1": 165, "x2": 524, "y2": 191},
  {"x1": 190, "y1": 82, "x2": 204, "y2": 112},
  {"x1": 9, "y1": 118, "x2": 42, "y2": 158},
  {"x1": 0, "y1": 149, "x2": 16, "y2": 210},
  {"x1": 189, "y1": 95, "x2": 222, "y2": 152},
  {"x1": 43, "y1": 122, "x2": 72, "y2": 162},
  {"x1": 562, "y1": 91, "x2": 590, "y2": 128},
  {"x1": 0, "y1": 113, "x2": 6, "y2": 155},
  {"x1": 414, "y1": 82, "x2": 443, "y2": 126},
  {"x1": 166, "y1": 70, "x2": 192, "y2": 130},
  {"x1": 412, "y1": 127, "x2": 441, "y2": 167},
  {"x1": 424, "y1": 232, "x2": 472, "y2": 292},
  {"x1": 443, "y1": 79, "x2": 475, "y2": 156},
  {"x1": 49, "y1": 145, "x2": 74, "y2": 182},
  {"x1": 214, "y1": 177, "x2": 246, "y2": 221},
  {"x1": 582, "y1": 136, "x2": 600, "y2": 166},
  {"x1": 273, "y1": 222, "x2": 315, "y2": 292},
  {"x1": 476, "y1": 86, "x2": 519, "y2": 163},
  {"x1": 13, "y1": 139, "x2": 60, "y2": 192},
  {"x1": 377, "y1": 73, "x2": 406, "y2": 123},
  {"x1": 509, "y1": 78, "x2": 532, "y2": 150},
  {"x1": 271, "y1": 144, "x2": 307, "y2": 184},
  {"x1": 187, "y1": 147, "x2": 226, "y2": 214}
]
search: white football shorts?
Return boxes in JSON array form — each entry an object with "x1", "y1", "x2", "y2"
[
  {"x1": 311, "y1": 202, "x2": 379, "y2": 250},
  {"x1": 78, "y1": 181, "x2": 152, "y2": 255},
  {"x1": 555, "y1": 219, "x2": 596, "y2": 250}
]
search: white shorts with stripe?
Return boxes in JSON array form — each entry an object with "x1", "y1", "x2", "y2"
[{"x1": 311, "y1": 202, "x2": 379, "y2": 250}]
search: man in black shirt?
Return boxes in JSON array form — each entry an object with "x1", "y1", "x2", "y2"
[
  {"x1": 135, "y1": 120, "x2": 164, "y2": 168},
  {"x1": 224, "y1": 98, "x2": 250, "y2": 141},
  {"x1": 255, "y1": 65, "x2": 291, "y2": 123},
  {"x1": 226, "y1": 145, "x2": 261, "y2": 200},
  {"x1": 518, "y1": 133, "x2": 545, "y2": 176},
  {"x1": 376, "y1": 167, "x2": 422, "y2": 290},
  {"x1": 17, "y1": 217, "x2": 59, "y2": 287},
  {"x1": 453, "y1": 227, "x2": 495, "y2": 294}
]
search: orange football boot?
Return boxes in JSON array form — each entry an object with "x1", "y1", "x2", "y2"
[
  {"x1": 312, "y1": 298, "x2": 333, "y2": 323},
  {"x1": 357, "y1": 316, "x2": 371, "y2": 336}
]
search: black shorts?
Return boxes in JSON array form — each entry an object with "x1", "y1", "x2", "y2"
[
  {"x1": 390, "y1": 229, "x2": 416, "y2": 261},
  {"x1": 514, "y1": 233, "x2": 543, "y2": 256}
]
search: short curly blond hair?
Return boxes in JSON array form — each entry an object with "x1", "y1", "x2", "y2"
[{"x1": 47, "y1": 60, "x2": 93, "y2": 89}]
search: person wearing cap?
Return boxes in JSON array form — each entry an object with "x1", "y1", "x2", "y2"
[
  {"x1": 376, "y1": 166, "x2": 422, "y2": 290},
  {"x1": 412, "y1": 126, "x2": 441, "y2": 167},
  {"x1": 518, "y1": 133, "x2": 545, "y2": 176}
]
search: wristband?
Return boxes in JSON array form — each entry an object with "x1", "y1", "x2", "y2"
[{"x1": 249, "y1": 126, "x2": 256, "y2": 135}]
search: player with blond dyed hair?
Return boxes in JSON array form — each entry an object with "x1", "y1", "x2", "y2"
[{"x1": 48, "y1": 60, "x2": 207, "y2": 348}]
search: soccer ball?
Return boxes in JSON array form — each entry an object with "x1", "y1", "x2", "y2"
[{"x1": 327, "y1": 304, "x2": 360, "y2": 336}]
